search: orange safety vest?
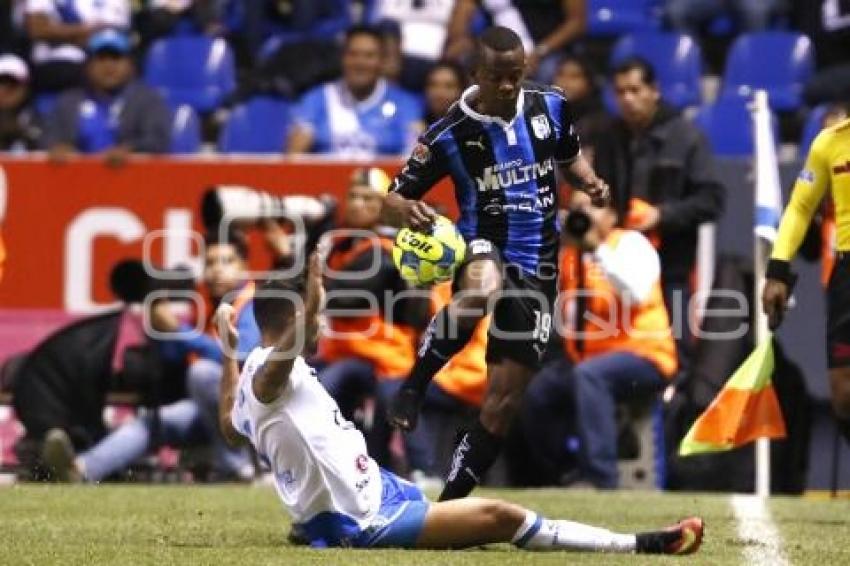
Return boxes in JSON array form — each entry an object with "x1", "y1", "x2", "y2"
[
  {"x1": 562, "y1": 229, "x2": 678, "y2": 378},
  {"x1": 318, "y1": 235, "x2": 416, "y2": 379},
  {"x1": 624, "y1": 197, "x2": 661, "y2": 249},
  {"x1": 431, "y1": 282, "x2": 489, "y2": 407}
]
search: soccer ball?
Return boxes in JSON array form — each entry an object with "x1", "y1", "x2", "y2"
[{"x1": 393, "y1": 216, "x2": 466, "y2": 286}]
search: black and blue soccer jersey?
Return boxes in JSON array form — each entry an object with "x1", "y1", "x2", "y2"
[{"x1": 390, "y1": 81, "x2": 581, "y2": 275}]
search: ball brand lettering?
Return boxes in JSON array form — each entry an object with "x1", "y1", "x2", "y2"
[{"x1": 401, "y1": 231, "x2": 434, "y2": 253}]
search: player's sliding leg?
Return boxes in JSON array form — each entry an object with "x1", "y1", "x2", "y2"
[
  {"x1": 415, "y1": 497, "x2": 704, "y2": 555},
  {"x1": 830, "y1": 368, "x2": 850, "y2": 443},
  {"x1": 439, "y1": 358, "x2": 533, "y2": 500},
  {"x1": 389, "y1": 257, "x2": 502, "y2": 431}
]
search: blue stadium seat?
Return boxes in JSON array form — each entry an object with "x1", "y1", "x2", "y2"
[
  {"x1": 719, "y1": 31, "x2": 814, "y2": 111},
  {"x1": 144, "y1": 36, "x2": 236, "y2": 113},
  {"x1": 799, "y1": 104, "x2": 830, "y2": 156},
  {"x1": 218, "y1": 96, "x2": 291, "y2": 153},
  {"x1": 170, "y1": 105, "x2": 201, "y2": 154},
  {"x1": 693, "y1": 98, "x2": 778, "y2": 157},
  {"x1": 587, "y1": 0, "x2": 661, "y2": 36},
  {"x1": 610, "y1": 32, "x2": 703, "y2": 108}
]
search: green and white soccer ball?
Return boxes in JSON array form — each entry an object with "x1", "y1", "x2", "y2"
[{"x1": 393, "y1": 216, "x2": 466, "y2": 286}]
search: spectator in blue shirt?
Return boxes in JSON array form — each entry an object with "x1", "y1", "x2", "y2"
[
  {"x1": 286, "y1": 25, "x2": 423, "y2": 158},
  {"x1": 44, "y1": 29, "x2": 170, "y2": 166}
]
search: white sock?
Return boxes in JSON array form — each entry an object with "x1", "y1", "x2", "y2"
[{"x1": 511, "y1": 510, "x2": 636, "y2": 553}]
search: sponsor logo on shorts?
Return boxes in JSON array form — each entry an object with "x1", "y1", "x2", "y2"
[
  {"x1": 469, "y1": 239, "x2": 493, "y2": 255},
  {"x1": 356, "y1": 454, "x2": 369, "y2": 473}
]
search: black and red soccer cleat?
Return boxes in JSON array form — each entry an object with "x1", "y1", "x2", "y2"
[{"x1": 636, "y1": 516, "x2": 704, "y2": 555}]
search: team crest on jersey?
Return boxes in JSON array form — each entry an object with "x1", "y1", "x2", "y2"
[
  {"x1": 355, "y1": 454, "x2": 369, "y2": 473},
  {"x1": 411, "y1": 143, "x2": 431, "y2": 164},
  {"x1": 531, "y1": 115, "x2": 551, "y2": 140}
]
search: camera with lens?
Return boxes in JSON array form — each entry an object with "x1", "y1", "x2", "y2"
[
  {"x1": 110, "y1": 259, "x2": 197, "y2": 304},
  {"x1": 201, "y1": 185, "x2": 336, "y2": 231},
  {"x1": 564, "y1": 207, "x2": 592, "y2": 239}
]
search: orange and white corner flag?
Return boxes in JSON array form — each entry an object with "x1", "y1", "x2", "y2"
[{"x1": 679, "y1": 339, "x2": 786, "y2": 456}]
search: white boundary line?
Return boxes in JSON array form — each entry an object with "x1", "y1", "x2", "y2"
[{"x1": 731, "y1": 494, "x2": 789, "y2": 566}]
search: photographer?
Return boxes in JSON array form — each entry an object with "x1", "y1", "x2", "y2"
[
  {"x1": 522, "y1": 191, "x2": 677, "y2": 489},
  {"x1": 41, "y1": 233, "x2": 257, "y2": 482}
]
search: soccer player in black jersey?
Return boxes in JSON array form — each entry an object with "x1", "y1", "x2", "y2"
[{"x1": 384, "y1": 26, "x2": 609, "y2": 500}]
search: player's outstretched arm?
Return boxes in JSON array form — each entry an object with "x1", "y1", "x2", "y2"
[
  {"x1": 253, "y1": 252, "x2": 325, "y2": 404},
  {"x1": 214, "y1": 303, "x2": 244, "y2": 446},
  {"x1": 562, "y1": 154, "x2": 610, "y2": 207},
  {"x1": 415, "y1": 497, "x2": 703, "y2": 555}
]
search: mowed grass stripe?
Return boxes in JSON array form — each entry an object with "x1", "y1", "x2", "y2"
[
  {"x1": 0, "y1": 486, "x2": 759, "y2": 565},
  {"x1": 769, "y1": 495, "x2": 850, "y2": 566}
]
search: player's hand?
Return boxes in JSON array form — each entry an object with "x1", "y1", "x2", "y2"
[
  {"x1": 581, "y1": 177, "x2": 610, "y2": 207},
  {"x1": 404, "y1": 200, "x2": 439, "y2": 232},
  {"x1": 214, "y1": 302, "x2": 240, "y2": 355},
  {"x1": 762, "y1": 278, "x2": 790, "y2": 331}
]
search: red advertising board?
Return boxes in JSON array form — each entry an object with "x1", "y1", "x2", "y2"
[{"x1": 0, "y1": 156, "x2": 457, "y2": 311}]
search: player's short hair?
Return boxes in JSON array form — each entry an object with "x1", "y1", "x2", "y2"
[
  {"x1": 253, "y1": 275, "x2": 306, "y2": 335},
  {"x1": 204, "y1": 231, "x2": 248, "y2": 261},
  {"x1": 472, "y1": 26, "x2": 524, "y2": 69},
  {"x1": 611, "y1": 56, "x2": 657, "y2": 86},
  {"x1": 344, "y1": 24, "x2": 384, "y2": 49}
]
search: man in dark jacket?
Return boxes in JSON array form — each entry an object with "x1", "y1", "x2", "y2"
[
  {"x1": 44, "y1": 29, "x2": 170, "y2": 165},
  {"x1": 593, "y1": 57, "x2": 725, "y2": 372}
]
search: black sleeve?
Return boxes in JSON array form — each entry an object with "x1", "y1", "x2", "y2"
[
  {"x1": 657, "y1": 130, "x2": 726, "y2": 232},
  {"x1": 389, "y1": 138, "x2": 450, "y2": 200},
  {"x1": 554, "y1": 94, "x2": 581, "y2": 164}
]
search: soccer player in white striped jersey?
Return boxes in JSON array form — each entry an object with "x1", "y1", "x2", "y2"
[{"x1": 214, "y1": 253, "x2": 704, "y2": 553}]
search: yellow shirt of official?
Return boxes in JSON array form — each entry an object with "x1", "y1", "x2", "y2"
[{"x1": 773, "y1": 118, "x2": 850, "y2": 261}]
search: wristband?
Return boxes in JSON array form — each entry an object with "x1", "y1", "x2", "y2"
[{"x1": 766, "y1": 259, "x2": 798, "y2": 291}]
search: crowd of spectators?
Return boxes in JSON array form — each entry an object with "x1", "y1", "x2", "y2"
[{"x1": 0, "y1": 1, "x2": 848, "y2": 159}]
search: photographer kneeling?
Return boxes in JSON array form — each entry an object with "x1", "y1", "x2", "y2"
[
  {"x1": 522, "y1": 191, "x2": 677, "y2": 489},
  {"x1": 41, "y1": 233, "x2": 258, "y2": 482}
]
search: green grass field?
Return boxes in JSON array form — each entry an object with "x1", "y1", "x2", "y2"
[{"x1": 0, "y1": 485, "x2": 847, "y2": 565}]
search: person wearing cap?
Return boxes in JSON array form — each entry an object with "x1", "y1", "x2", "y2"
[
  {"x1": 44, "y1": 29, "x2": 170, "y2": 165},
  {"x1": 0, "y1": 54, "x2": 42, "y2": 151},
  {"x1": 24, "y1": 0, "x2": 130, "y2": 92}
]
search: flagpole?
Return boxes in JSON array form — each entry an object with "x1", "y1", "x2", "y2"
[
  {"x1": 754, "y1": 237, "x2": 771, "y2": 498},
  {"x1": 752, "y1": 90, "x2": 773, "y2": 498}
]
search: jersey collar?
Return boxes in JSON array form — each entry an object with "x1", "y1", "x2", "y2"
[
  {"x1": 459, "y1": 85, "x2": 525, "y2": 128},
  {"x1": 338, "y1": 78, "x2": 388, "y2": 112}
]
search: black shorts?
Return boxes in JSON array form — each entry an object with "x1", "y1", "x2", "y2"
[
  {"x1": 454, "y1": 239, "x2": 558, "y2": 370},
  {"x1": 828, "y1": 253, "x2": 850, "y2": 369}
]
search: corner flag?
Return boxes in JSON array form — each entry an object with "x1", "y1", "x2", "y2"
[{"x1": 679, "y1": 339, "x2": 786, "y2": 457}]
